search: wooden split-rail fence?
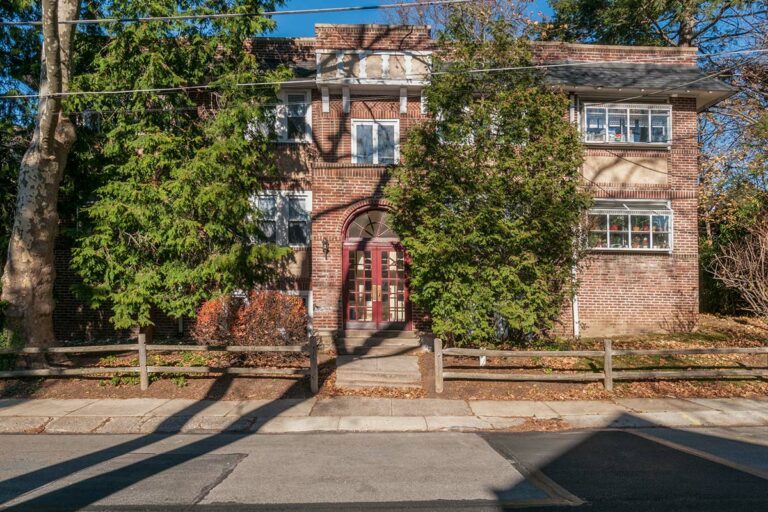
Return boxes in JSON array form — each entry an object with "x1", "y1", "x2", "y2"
[
  {"x1": 434, "y1": 338, "x2": 768, "y2": 393},
  {"x1": 0, "y1": 334, "x2": 319, "y2": 393}
]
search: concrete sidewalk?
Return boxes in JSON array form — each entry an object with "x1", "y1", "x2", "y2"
[{"x1": 0, "y1": 396, "x2": 767, "y2": 434}]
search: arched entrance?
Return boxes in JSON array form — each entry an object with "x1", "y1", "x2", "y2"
[{"x1": 343, "y1": 209, "x2": 411, "y2": 330}]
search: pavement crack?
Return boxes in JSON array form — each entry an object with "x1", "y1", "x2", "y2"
[
  {"x1": 133, "y1": 414, "x2": 155, "y2": 432},
  {"x1": 35, "y1": 417, "x2": 54, "y2": 434},
  {"x1": 90, "y1": 417, "x2": 112, "y2": 433},
  {"x1": 192, "y1": 453, "x2": 247, "y2": 505}
]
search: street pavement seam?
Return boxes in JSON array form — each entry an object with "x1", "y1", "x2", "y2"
[
  {"x1": 192, "y1": 452, "x2": 249, "y2": 505},
  {"x1": 501, "y1": 453, "x2": 584, "y2": 506}
]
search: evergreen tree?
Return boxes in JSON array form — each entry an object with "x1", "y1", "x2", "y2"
[
  {"x1": 386, "y1": 17, "x2": 591, "y2": 346},
  {"x1": 70, "y1": 1, "x2": 290, "y2": 330},
  {"x1": 544, "y1": 0, "x2": 759, "y2": 50}
]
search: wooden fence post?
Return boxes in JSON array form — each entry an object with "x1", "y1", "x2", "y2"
[
  {"x1": 603, "y1": 338, "x2": 613, "y2": 391},
  {"x1": 309, "y1": 336, "x2": 319, "y2": 394},
  {"x1": 435, "y1": 338, "x2": 444, "y2": 393},
  {"x1": 138, "y1": 333, "x2": 149, "y2": 391}
]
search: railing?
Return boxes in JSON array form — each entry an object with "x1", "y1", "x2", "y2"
[
  {"x1": 0, "y1": 334, "x2": 319, "y2": 393},
  {"x1": 434, "y1": 338, "x2": 768, "y2": 393}
]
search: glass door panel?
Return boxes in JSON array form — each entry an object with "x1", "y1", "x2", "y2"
[
  {"x1": 381, "y1": 250, "x2": 406, "y2": 323},
  {"x1": 347, "y1": 250, "x2": 372, "y2": 322}
]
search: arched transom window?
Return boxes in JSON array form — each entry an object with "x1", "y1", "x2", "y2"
[{"x1": 346, "y1": 210, "x2": 399, "y2": 240}]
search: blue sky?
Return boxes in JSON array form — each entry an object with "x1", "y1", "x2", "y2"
[{"x1": 269, "y1": 0, "x2": 554, "y2": 37}]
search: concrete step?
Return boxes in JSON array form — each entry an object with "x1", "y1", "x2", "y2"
[
  {"x1": 337, "y1": 337, "x2": 421, "y2": 348},
  {"x1": 336, "y1": 345, "x2": 422, "y2": 356},
  {"x1": 343, "y1": 330, "x2": 420, "y2": 340},
  {"x1": 336, "y1": 337, "x2": 421, "y2": 355},
  {"x1": 335, "y1": 354, "x2": 422, "y2": 390},
  {"x1": 336, "y1": 369, "x2": 421, "y2": 383},
  {"x1": 335, "y1": 330, "x2": 422, "y2": 357},
  {"x1": 334, "y1": 379, "x2": 422, "y2": 390}
]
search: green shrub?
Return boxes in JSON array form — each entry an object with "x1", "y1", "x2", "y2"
[{"x1": 386, "y1": 16, "x2": 590, "y2": 346}]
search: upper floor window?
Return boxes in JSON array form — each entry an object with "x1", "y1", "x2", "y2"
[
  {"x1": 352, "y1": 119, "x2": 399, "y2": 165},
  {"x1": 276, "y1": 90, "x2": 312, "y2": 143},
  {"x1": 582, "y1": 103, "x2": 671, "y2": 144},
  {"x1": 255, "y1": 191, "x2": 312, "y2": 246},
  {"x1": 587, "y1": 200, "x2": 672, "y2": 252}
]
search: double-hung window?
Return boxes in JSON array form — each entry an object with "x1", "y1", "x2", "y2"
[
  {"x1": 257, "y1": 195, "x2": 279, "y2": 243},
  {"x1": 276, "y1": 90, "x2": 312, "y2": 143},
  {"x1": 587, "y1": 200, "x2": 672, "y2": 252},
  {"x1": 255, "y1": 191, "x2": 312, "y2": 246},
  {"x1": 352, "y1": 119, "x2": 399, "y2": 164},
  {"x1": 583, "y1": 103, "x2": 671, "y2": 144},
  {"x1": 287, "y1": 196, "x2": 311, "y2": 245}
]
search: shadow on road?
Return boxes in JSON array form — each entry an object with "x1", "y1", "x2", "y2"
[
  {"x1": 4, "y1": 377, "x2": 768, "y2": 510},
  {"x1": 0, "y1": 329, "x2": 421, "y2": 510},
  {"x1": 483, "y1": 413, "x2": 768, "y2": 511}
]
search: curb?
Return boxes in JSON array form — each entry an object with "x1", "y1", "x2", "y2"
[
  {"x1": 1, "y1": 412, "x2": 768, "y2": 434},
  {"x1": 1, "y1": 397, "x2": 767, "y2": 434}
]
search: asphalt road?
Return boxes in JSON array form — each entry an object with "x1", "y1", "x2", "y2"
[{"x1": 0, "y1": 427, "x2": 767, "y2": 511}]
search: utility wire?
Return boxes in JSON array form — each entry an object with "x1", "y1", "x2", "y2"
[
  {"x1": 3, "y1": 47, "x2": 763, "y2": 102},
  {"x1": 0, "y1": 0, "x2": 473, "y2": 26}
]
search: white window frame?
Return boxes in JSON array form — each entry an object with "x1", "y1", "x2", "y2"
[
  {"x1": 351, "y1": 119, "x2": 400, "y2": 164},
  {"x1": 581, "y1": 103, "x2": 672, "y2": 145},
  {"x1": 587, "y1": 199, "x2": 673, "y2": 253},
  {"x1": 253, "y1": 190, "x2": 312, "y2": 248},
  {"x1": 276, "y1": 90, "x2": 312, "y2": 143}
]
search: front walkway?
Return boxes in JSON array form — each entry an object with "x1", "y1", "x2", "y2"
[{"x1": 1, "y1": 397, "x2": 767, "y2": 434}]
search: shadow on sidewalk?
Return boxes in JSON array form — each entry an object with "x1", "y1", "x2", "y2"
[
  {"x1": 2, "y1": 392, "x2": 768, "y2": 510},
  {"x1": 0, "y1": 329, "x2": 423, "y2": 510}
]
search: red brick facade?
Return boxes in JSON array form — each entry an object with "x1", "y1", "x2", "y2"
[
  {"x1": 53, "y1": 24, "x2": 717, "y2": 342},
  {"x1": 531, "y1": 41, "x2": 698, "y2": 66},
  {"x1": 568, "y1": 96, "x2": 700, "y2": 336},
  {"x1": 315, "y1": 24, "x2": 433, "y2": 51}
]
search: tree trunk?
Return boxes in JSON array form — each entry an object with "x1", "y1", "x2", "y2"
[
  {"x1": 1, "y1": 0, "x2": 79, "y2": 348},
  {"x1": 677, "y1": 2, "x2": 696, "y2": 47}
]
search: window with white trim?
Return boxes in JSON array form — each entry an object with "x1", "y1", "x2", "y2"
[
  {"x1": 582, "y1": 103, "x2": 671, "y2": 144},
  {"x1": 352, "y1": 119, "x2": 399, "y2": 164},
  {"x1": 587, "y1": 200, "x2": 672, "y2": 251},
  {"x1": 254, "y1": 191, "x2": 312, "y2": 246},
  {"x1": 276, "y1": 90, "x2": 312, "y2": 143}
]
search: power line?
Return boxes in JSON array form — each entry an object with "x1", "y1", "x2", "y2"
[
  {"x1": 0, "y1": 0, "x2": 472, "y2": 27},
  {"x1": 0, "y1": 79, "x2": 317, "y2": 100},
  {"x1": 3, "y1": 46, "x2": 763, "y2": 102}
]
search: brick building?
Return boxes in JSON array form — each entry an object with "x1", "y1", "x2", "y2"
[{"x1": 54, "y1": 23, "x2": 733, "y2": 345}]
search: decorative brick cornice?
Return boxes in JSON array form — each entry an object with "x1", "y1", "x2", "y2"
[
  {"x1": 313, "y1": 164, "x2": 390, "y2": 178},
  {"x1": 584, "y1": 148, "x2": 669, "y2": 158},
  {"x1": 532, "y1": 41, "x2": 698, "y2": 66},
  {"x1": 585, "y1": 181, "x2": 670, "y2": 190},
  {"x1": 315, "y1": 24, "x2": 433, "y2": 51}
]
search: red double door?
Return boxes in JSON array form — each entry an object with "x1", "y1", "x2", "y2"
[{"x1": 344, "y1": 243, "x2": 410, "y2": 330}]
